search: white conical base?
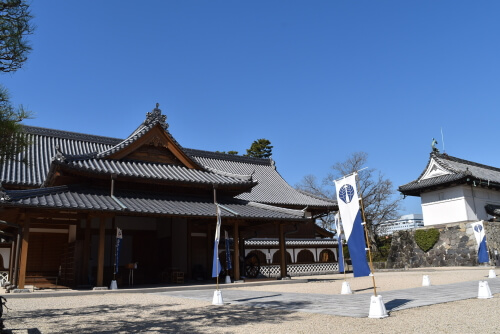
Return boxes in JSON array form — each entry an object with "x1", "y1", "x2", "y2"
[
  {"x1": 341, "y1": 281, "x2": 353, "y2": 294},
  {"x1": 422, "y1": 275, "x2": 431, "y2": 286},
  {"x1": 110, "y1": 280, "x2": 118, "y2": 290},
  {"x1": 488, "y1": 269, "x2": 497, "y2": 278},
  {"x1": 368, "y1": 295, "x2": 388, "y2": 318},
  {"x1": 212, "y1": 289, "x2": 224, "y2": 305},
  {"x1": 225, "y1": 275, "x2": 231, "y2": 284},
  {"x1": 478, "y1": 281, "x2": 493, "y2": 299}
]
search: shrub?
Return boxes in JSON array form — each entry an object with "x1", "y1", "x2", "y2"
[{"x1": 415, "y1": 228, "x2": 440, "y2": 252}]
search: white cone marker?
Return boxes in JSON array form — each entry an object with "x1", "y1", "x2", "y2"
[
  {"x1": 110, "y1": 280, "x2": 118, "y2": 290},
  {"x1": 478, "y1": 281, "x2": 493, "y2": 299},
  {"x1": 212, "y1": 289, "x2": 224, "y2": 305},
  {"x1": 422, "y1": 275, "x2": 431, "y2": 286},
  {"x1": 488, "y1": 269, "x2": 497, "y2": 278},
  {"x1": 341, "y1": 281, "x2": 353, "y2": 294},
  {"x1": 368, "y1": 295, "x2": 388, "y2": 318}
]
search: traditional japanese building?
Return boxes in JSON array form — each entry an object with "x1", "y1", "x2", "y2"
[
  {"x1": 399, "y1": 150, "x2": 500, "y2": 226},
  {"x1": 0, "y1": 104, "x2": 336, "y2": 290}
]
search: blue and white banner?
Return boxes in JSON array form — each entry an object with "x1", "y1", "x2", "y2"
[
  {"x1": 114, "y1": 227, "x2": 123, "y2": 274},
  {"x1": 334, "y1": 174, "x2": 370, "y2": 277},
  {"x1": 212, "y1": 205, "x2": 222, "y2": 277},
  {"x1": 225, "y1": 230, "x2": 232, "y2": 271},
  {"x1": 335, "y1": 213, "x2": 345, "y2": 273},
  {"x1": 472, "y1": 221, "x2": 489, "y2": 264}
]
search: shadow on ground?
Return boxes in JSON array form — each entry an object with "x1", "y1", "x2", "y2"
[
  {"x1": 384, "y1": 298, "x2": 413, "y2": 311},
  {"x1": 3, "y1": 300, "x2": 309, "y2": 333}
]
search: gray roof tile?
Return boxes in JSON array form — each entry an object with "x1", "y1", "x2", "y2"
[
  {"x1": 1, "y1": 107, "x2": 334, "y2": 211},
  {"x1": 191, "y1": 153, "x2": 335, "y2": 207},
  {"x1": 399, "y1": 152, "x2": 500, "y2": 196},
  {"x1": 52, "y1": 158, "x2": 255, "y2": 187},
  {"x1": 1, "y1": 185, "x2": 305, "y2": 220}
]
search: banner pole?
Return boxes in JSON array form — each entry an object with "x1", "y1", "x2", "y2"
[
  {"x1": 113, "y1": 233, "x2": 116, "y2": 281},
  {"x1": 213, "y1": 187, "x2": 219, "y2": 291},
  {"x1": 336, "y1": 212, "x2": 347, "y2": 281},
  {"x1": 355, "y1": 173, "x2": 377, "y2": 297}
]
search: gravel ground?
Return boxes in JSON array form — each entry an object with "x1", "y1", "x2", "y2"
[{"x1": 2, "y1": 267, "x2": 499, "y2": 334}]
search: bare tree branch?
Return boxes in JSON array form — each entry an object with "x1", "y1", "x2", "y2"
[{"x1": 296, "y1": 151, "x2": 403, "y2": 251}]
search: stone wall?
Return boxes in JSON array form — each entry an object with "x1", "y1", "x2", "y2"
[{"x1": 387, "y1": 222, "x2": 500, "y2": 268}]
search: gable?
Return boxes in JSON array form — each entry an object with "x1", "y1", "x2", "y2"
[
  {"x1": 106, "y1": 125, "x2": 198, "y2": 168},
  {"x1": 419, "y1": 158, "x2": 453, "y2": 181}
]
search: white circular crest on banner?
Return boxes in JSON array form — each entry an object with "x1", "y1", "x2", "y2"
[{"x1": 339, "y1": 184, "x2": 355, "y2": 204}]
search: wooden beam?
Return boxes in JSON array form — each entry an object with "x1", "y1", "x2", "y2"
[
  {"x1": 96, "y1": 217, "x2": 106, "y2": 287},
  {"x1": 18, "y1": 218, "x2": 31, "y2": 289},
  {"x1": 233, "y1": 221, "x2": 240, "y2": 281}
]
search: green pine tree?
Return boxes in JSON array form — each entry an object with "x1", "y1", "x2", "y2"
[
  {"x1": 0, "y1": 0, "x2": 34, "y2": 164},
  {"x1": 245, "y1": 139, "x2": 273, "y2": 158}
]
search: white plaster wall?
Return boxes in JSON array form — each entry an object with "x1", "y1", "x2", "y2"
[
  {"x1": 421, "y1": 185, "x2": 500, "y2": 225},
  {"x1": 421, "y1": 186, "x2": 468, "y2": 225}
]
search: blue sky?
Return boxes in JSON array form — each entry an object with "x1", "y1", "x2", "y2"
[{"x1": 4, "y1": 1, "x2": 500, "y2": 215}]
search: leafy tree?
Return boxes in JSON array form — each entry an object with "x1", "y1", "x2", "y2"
[
  {"x1": 0, "y1": 0, "x2": 34, "y2": 164},
  {"x1": 0, "y1": 87, "x2": 30, "y2": 164},
  {"x1": 296, "y1": 152, "x2": 402, "y2": 252},
  {"x1": 245, "y1": 138, "x2": 273, "y2": 158},
  {"x1": 1, "y1": 0, "x2": 34, "y2": 73}
]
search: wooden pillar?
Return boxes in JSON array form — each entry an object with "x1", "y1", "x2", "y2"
[
  {"x1": 205, "y1": 221, "x2": 211, "y2": 280},
  {"x1": 18, "y1": 218, "x2": 31, "y2": 289},
  {"x1": 279, "y1": 223, "x2": 287, "y2": 279},
  {"x1": 82, "y1": 215, "x2": 91, "y2": 285},
  {"x1": 9, "y1": 236, "x2": 15, "y2": 284},
  {"x1": 96, "y1": 217, "x2": 106, "y2": 287},
  {"x1": 233, "y1": 221, "x2": 240, "y2": 280},
  {"x1": 187, "y1": 219, "x2": 192, "y2": 280}
]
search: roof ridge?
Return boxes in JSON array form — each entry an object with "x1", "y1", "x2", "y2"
[
  {"x1": 431, "y1": 153, "x2": 461, "y2": 174},
  {"x1": 413, "y1": 152, "x2": 456, "y2": 183},
  {"x1": 295, "y1": 188, "x2": 336, "y2": 204},
  {"x1": 22, "y1": 125, "x2": 271, "y2": 166},
  {"x1": 184, "y1": 148, "x2": 272, "y2": 166},
  {"x1": 202, "y1": 165, "x2": 254, "y2": 181},
  {"x1": 247, "y1": 201, "x2": 305, "y2": 217},
  {"x1": 95, "y1": 122, "x2": 154, "y2": 158},
  {"x1": 23, "y1": 125, "x2": 122, "y2": 145},
  {"x1": 436, "y1": 152, "x2": 500, "y2": 174}
]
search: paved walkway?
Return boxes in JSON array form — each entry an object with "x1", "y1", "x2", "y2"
[{"x1": 155, "y1": 278, "x2": 500, "y2": 318}]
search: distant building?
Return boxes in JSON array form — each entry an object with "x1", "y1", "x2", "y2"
[
  {"x1": 376, "y1": 214, "x2": 424, "y2": 236},
  {"x1": 399, "y1": 151, "x2": 500, "y2": 226}
]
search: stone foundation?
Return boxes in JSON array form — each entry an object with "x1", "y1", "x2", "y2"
[{"x1": 387, "y1": 221, "x2": 500, "y2": 268}]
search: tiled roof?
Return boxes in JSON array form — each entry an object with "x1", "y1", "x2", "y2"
[
  {"x1": 245, "y1": 238, "x2": 337, "y2": 246},
  {"x1": 48, "y1": 158, "x2": 255, "y2": 188},
  {"x1": 1, "y1": 185, "x2": 306, "y2": 220},
  {"x1": 0, "y1": 126, "x2": 118, "y2": 187},
  {"x1": 189, "y1": 151, "x2": 335, "y2": 208},
  {"x1": 399, "y1": 152, "x2": 500, "y2": 196},
  {"x1": 0, "y1": 108, "x2": 334, "y2": 210}
]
